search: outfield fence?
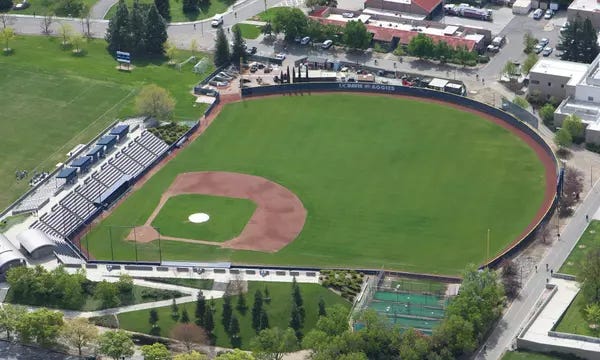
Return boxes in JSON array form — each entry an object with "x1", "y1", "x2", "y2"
[{"x1": 241, "y1": 82, "x2": 560, "y2": 270}]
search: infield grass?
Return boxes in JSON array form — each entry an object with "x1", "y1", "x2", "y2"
[
  {"x1": 0, "y1": 35, "x2": 213, "y2": 210},
  {"x1": 84, "y1": 94, "x2": 547, "y2": 274},
  {"x1": 117, "y1": 281, "x2": 350, "y2": 349},
  {"x1": 151, "y1": 194, "x2": 256, "y2": 241}
]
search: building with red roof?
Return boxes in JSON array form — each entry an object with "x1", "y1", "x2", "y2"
[{"x1": 364, "y1": 0, "x2": 444, "y2": 19}]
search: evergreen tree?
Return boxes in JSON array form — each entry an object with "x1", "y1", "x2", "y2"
[
  {"x1": 229, "y1": 315, "x2": 240, "y2": 336},
  {"x1": 264, "y1": 286, "x2": 271, "y2": 304},
  {"x1": 252, "y1": 290, "x2": 264, "y2": 332},
  {"x1": 144, "y1": 4, "x2": 167, "y2": 56},
  {"x1": 560, "y1": 16, "x2": 599, "y2": 63},
  {"x1": 560, "y1": 20, "x2": 578, "y2": 61},
  {"x1": 237, "y1": 292, "x2": 247, "y2": 314},
  {"x1": 581, "y1": 18, "x2": 599, "y2": 63},
  {"x1": 180, "y1": 308, "x2": 190, "y2": 323},
  {"x1": 289, "y1": 302, "x2": 303, "y2": 339},
  {"x1": 214, "y1": 27, "x2": 230, "y2": 67},
  {"x1": 182, "y1": 0, "x2": 198, "y2": 13},
  {"x1": 291, "y1": 277, "x2": 304, "y2": 322},
  {"x1": 149, "y1": 309, "x2": 159, "y2": 328},
  {"x1": 195, "y1": 292, "x2": 206, "y2": 326},
  {"x1": 171, "y1": 298, "x2": 179, "y2": 321},
  {"x1": 259, "y1": 309, "x2": 269, "y2": 331},
  {"x1": 129, "y1": 0, "x2": 146, "y2": 55},
  {"x1": 230, "y1": 24, "x2": 246, "y2": 64},
  {"x1": 105, "y1": 0, "x2": 130, "y2": 53},
  {"x1": 154, "y1": 0, "x2": 170, "y2": 21},
  {"x1": 204, "y1": 306, "x2": 214, "y2": 334},
  {"x1": 318, "y1": 297, "x2": 326, "y2": 317},
  {"x1": 222, "y1": 296, "x2": 233, "y2": 332}
]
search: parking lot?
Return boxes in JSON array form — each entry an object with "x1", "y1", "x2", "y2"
[{"x1": 438, "y1": 6, "x2": 515, "y2": 35}]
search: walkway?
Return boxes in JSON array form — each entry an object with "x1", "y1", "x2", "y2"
[
  {"x1": 90, "y1": 0, "x2": 118, "y2": 19},
  {"x1": 478, "y1": 179, "x2": 600, "y2": 359}
]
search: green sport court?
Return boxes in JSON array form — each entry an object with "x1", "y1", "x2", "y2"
[{"x1": 83, "y1": 94, "x2": 552, "y2": 275}]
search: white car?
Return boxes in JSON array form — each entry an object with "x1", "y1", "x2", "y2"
[
  {"x1": 300, "y1": 36, "x2": 311, "y2": 45},
  {"x1": 342, "y1": 12, "x2": 354, "y2": 18},
  {"x1": 211, "y1": 15, "x2": 223, "y2": 27},
  {"x1": 542, "y1": 47, "x2": 553, "y2": 56},
  {"x1": 533, "y1": 8, "x2": 543, "y2": 19},
  {"x1": 544, "y1": 9, "x2": 554, "y2": 19},
  {"x1": 322, "y1": 40, "x2": 333, "y2": 49},
  {"x1": 275, "y1": 53, "x2": 286, "y2": 60}
]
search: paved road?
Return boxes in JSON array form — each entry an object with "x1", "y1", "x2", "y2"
[
  {"x1": 90, "y1": 0, "x2": 118, "y2": 19},
  {"x1": 477, "y1": 181, "x2": 600, "y2": 359}
]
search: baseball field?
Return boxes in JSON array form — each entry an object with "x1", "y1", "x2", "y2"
[{"x1": 83, "y1": 94, "x2": 553, "y2": 275}]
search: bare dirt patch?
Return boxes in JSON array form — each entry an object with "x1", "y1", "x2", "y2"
[{"x1": 126, "y1": 172, "x2": 306, "y2": 252}]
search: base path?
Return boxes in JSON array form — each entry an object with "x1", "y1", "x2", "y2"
[{"x1": 128, "y1": 171, "x2": 307, "y2": 252}]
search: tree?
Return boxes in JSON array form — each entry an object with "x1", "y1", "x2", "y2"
[
  {"x1": 432, "y1": 314, "x2": 476, "y2": 356},
  {"x1": 522, "y1": 53, "x2": 538, "y2": 74},
  {"x1": 559, "y1": 16, "x2": 599, "y2": 63},
  {"x1": 503, "y1": 61, "x2": 518, "y2": 77},
  {"x1": 203, "y1": 306, "x2": 215, "y2": 341},
  {"x1": 214, "y1": 27, "x2": 230, "y2": 67},
  {"x1": 251, "y1": 327, "x2": 298, "y2": 360},
  {"x1": 579, "y1": 245, "x2": 600, "y2": 304},
  {"x1": 61, "y1": 318, "x2": 99, "y2": 356},
  {"x1": 117, "y1": 274, "x2": 134, "y2": 295},
  {"x1": 237, "y1": 292, "x2": 248, "y2": 314},
  {"x1": 272, "y1": 7, "x2": 307, "y2": 41},
  {"x1": 229, "y1": 315, "x2": 241, "y2": 347},
  {"x1": 264, "y1": 286, "x2": 271, "y2": 304},
  {"x1": 171, "y1": 297, "x2": 180, "y2": 320},
  {"x1": 80, "y1": 4, "x2": 92, "y2": 37},
  {"x1": 408, "y1": 33, "x2": 435, "y2": 59},
  {"x1": 149, "y1": 308, "x2": 159, "y2": 328},
  {"x1": 523, "y1": 31, "x2": 537, "y2": 54},
  {"x1": 563, "y1": 114, "x2": 585, "y2": 143},
  {"x1": 0, "y1": 304, "x2": 26, "y2": 340},
  {"x1": 98, "y1": 330, "x2": 135, "y2": 360},
  {"x1": 262, "y1": 22, "x2": 273, "y2": 37},
  {"x1": 512, "y1": 96, "x2": 529, "y2": 109},
  {"x1": 215, "y1": 349, "x2": 256, "y2": 360},
  {"x1": 179, "y1": 307, "x2": 190, "y2": 323},
  {"x1": 165, "y1": 41, "x2": 178, "y2": 64},
  {"x1": 252, "y1": 289, "x2": 264, "y2": 332},
  {"x1": 16, "y1": 308, "x2": 64, "y2": 347},
  {"x1": 105, "y1": 0, "x2": 130, "y2": 53},
  {"x1": 580, "y1": 18, "x2": 599, "y2": 63},
  {"x1": 135, "y1": 84, "x2": 175, "y2": 120},
  {"x1": 539, "y1": 103, "x2": 556, "y2": 127},
  {"x1": 129, "y1": 0, "x2": 146, "y2": 55},
  {"x1": 0, "y1": 27, "x2": 15, "y2": 54},
  {"x1": 70, "y1": 33, "x2": 85, "y2": 55},
  {"x1": 155, "y1": 0, "x2": 170, "y2": 21},
  {"x1": 174, "y1": 351, "x2": 209, "y2": 360},
  {"x1": 501, "y1": 259, "x2": 521, "y2": 300},
  {"x1": 0, "y1": 0, "x2": 12, "y2": 11},
  {"x1": 563, "y1": 166, "x2": 584, "y2": 202},
  {"x1": 171, "y1": 323, "x2": 208, "y2": 351},
  {"x1": 145, "y1": 4, "x2": 168, "y2": 56},
  {"x1": 289, "y1": 303, "x2": 303, "y2": 338},
  {"x1": 231, "y1": 24, "x2": 246, "y2": 64},
  {"x1": 585, "y1": 303, "x2": 600, "y2": 332},
  {"x1": 454, "y1": 45, "x2": 476, "y2": 66},
  {"x1": 398, "y1": 328, "x2": 431, "y2": 360},
  {"x1": 141, "y1": 342, "x2": 171, "y2": 360},
  {"x1": 182, "y1": 0, "x2": 198, "y2": 14},
  {"x1": 0, "y1": 13, "x2": 14, "y2": 29},
  {"x1": 259, "y1": 309, "x2": 270, "y2": 331},
  {"x1": 59, "y1": 23, "x2": 73, "y2": 47},
  {"x1": 190, "y1": 38, "x2": 198, "y2": 56},
  {"x1": 343, "y1": 20, "x2": 370, "y2": 50},
  {"x1": 40, "y1": 12, "x2": 54, "y2": 35},
  {"x1": 222, "y1": 296, "x2": 233, "y2": 332},
  {"x1": 433, "y1": 40, "x2": 452, "y2": 62},
  {"x1": 318, "y1": 297, "x2": 326, "y2": 317},
  {"x1": 94, "y1": 281, "x2": 121, "y2": 308},
  {"x1": 555, "y1": 127, "x2": 573, "y2": 148},
  {"x1": 53, "y1": 0, "x2": 85, "y2": 17},
  {"x1": 305, "y1": 19, "x2": 324, "y2": 43},
  {"x1": 195, "y1": 292, "x2": 206, "y2": 326}
]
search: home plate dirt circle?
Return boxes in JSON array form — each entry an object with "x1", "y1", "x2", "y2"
[
  {"x1": 127, "y1": 171, "x2": 307, "y2": 252},
  {"x1": 188, "y1": 213, "x2": 210, "y2": 224}
]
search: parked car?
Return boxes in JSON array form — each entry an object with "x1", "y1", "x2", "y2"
[
  {"x1": 539, "y1": 38, "x2": 549, "y2": 47},
  {"x1": 342, "y1": 12, "x2": 354, "y2": 18},
  {"x1": 544, "y1": 9, "x2": 554, "y2": 19},
  {"x1": 534, "y1": 44, "x2": 544, "y2": 54},
  {"x1": 322, "y1": 40, "x2": 333, "y2": 49},
  {"x1": 486, "y1": 44, "x2": 500, "y2": 53},
  {"x1": 211, "y1": 14, "x2": 223, "y2": 27},
  {"x1": 245, "y1": 46, "x2": 257, "y2": 55},
  {"x1": 275, "y1": 53, "x2": 286, "y2": 60},
  {"x1": 542, "y1": 47, "x2": 553, "y2": 56},
  {"x1": 12, "y1": 0, "x2": 29, "y2": 10},
  {"x1": 294, "y1": 36, "x2": 302, "y2": 43},
  {"x1": 300, "y1": 36, "x2": 311, "y2": 45},
  {"x1": 533, "y1": 8, "x2": 543, "y2": 19},
  {"x1": 491, "y1": 35, "x2": 505, "y2": 47}
]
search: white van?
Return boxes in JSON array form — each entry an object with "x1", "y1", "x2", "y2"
[{"x1": 211, "y1": 15, "x2": 223, "y2": 27}]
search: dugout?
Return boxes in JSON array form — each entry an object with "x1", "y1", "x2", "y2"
[
  {"x1": 110, "y1": 124, "x2": 130, "y2": 142},
  {"x1": 56, "y1": 167, "x2": 78, "y2": 185},
  {"x1": 71, "y1": 156, "x2": 93, "y2": 173},
  {"x1": 16, "y1": 229, "x2": 56, "y2": 259},
  {"x1": 94, "y1": 175, "x2": 132, "y2": 206},
  {"x1": 97, "y1": 135, "x2": 118, "y2": 153},
  {"x1": 86, "y1": 145, "x2": 105, "y2": 162}
]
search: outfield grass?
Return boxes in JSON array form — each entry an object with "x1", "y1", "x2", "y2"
[
  {"x1": 555, "y1": 291, "x2": 598, "y2": 338},
  {"x1": 117, "y1": 281, "x2": 350, "y2": 349},
  {"x1": 559, "y1": 221, "x2": 600, "y2": 275},
  {"x1": 501, "y1": 350, "x2": 580, "y2": 360},
  {"x1": 237, "y1": 23, "x2": 262, "y2": 39},
  {"x1": 104, "y1": 0, "x2": 235, "y2": 22},
  {"x1": 84, "y1": 94, "x2": 547, "y2": 274},
  {"x1": 151, "y1": 194, "x2": 256, "y2": 241},
  {"x1": 0, "y1": 35, "x2": 213, "y2": 210}
]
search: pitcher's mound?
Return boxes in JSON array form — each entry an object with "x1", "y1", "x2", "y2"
[{"x1": 189, "y1": 212, "x2": 210, "y2": 223}]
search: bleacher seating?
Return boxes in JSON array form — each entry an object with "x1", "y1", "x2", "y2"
[
  {"x1": 111, "y1": 151, "x2": 143, "y2": 176},
  {"x1": 60, "y1": 191, "x2": 95, "y2": 220},
  {"x1": 76, "y1": 178, "x2": 107, "y2": 202},
  {"x1": 11, "y1": 177, "x2": 66, "y2": 214},
  {"x1": 40, "y1": 206, "x2": 81, "y2": 237},
  {"x1": 123, "y1": 142, "x2": 156, "y2": 167},
  {"x1": 93, "y1": 165, "x2": 124, "y2": 187},
  {"x1": 137, "y1": 131, "x2": 169, "y2": 155}
]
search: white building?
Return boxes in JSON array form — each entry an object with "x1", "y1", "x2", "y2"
[
  {"x1": 568, "y1": 0, "x2": 600, "y2": 29},
  {"x1": 555, "y1": 54, "x2": 600, "y2": 143},
  {"x1": 528, "y1": 59, "x2": 589, "y2": 101}
]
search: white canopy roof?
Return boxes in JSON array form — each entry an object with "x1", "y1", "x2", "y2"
[{"x1": 17, "y1": 229, "x2": 55, "y2": 253}]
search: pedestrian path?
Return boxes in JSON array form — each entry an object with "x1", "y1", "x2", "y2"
[{"x1": 90, "y1": 0, "x2": 118, "y2": 19}]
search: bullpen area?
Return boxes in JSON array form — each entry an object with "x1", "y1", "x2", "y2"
[{"x1": 83, "y1": 93, "x2": 554, "y2": 275}]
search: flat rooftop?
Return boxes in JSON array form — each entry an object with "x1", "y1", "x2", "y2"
[
  {"x1": 530, "y1": 59, "x2": 589, "y2": 85},
  {"x1": 569, "y1": 0, "x2": 600, "y2": 11}
]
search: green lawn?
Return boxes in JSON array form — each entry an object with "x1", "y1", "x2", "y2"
[
  {"x1": 83, "y1": 94, "x2": 548, "y2": 275},
  {"x1": 237, "y1": 23, "x2": 261, "y2": 39},
  {"x1": 254, "y1": 7, "x2": 288, "y2": 22},
  {"x1": 555, "y1": 291, "x2": 598, "y2": 338},
  {"x1": 117, "y1": 281, "x2": 350, "y2": 349},
  {"x1": 139, "y1": 277, "x2": 214, "y2": 290},
  {"x1": 3, "y1": 0, "x2": 96, "y2": 16},
  {"x1": 151, "y1": 194, "x2": 256, "y2": 241},
  {"x1": 559, "y1": 221, "x2": 600, "y2": 275},
  {"x1": 0, "y1": 35, "x2": 213, "y2": 210},
  {"x1": 0, "y1": 213, "x2": 29, "y2": 232},
  {"x1": 105, "y1": 0, "x2": 235, "y2": 22},
  {"x1": 502, "y1": 350, "x2": 581, "y2": 360}
]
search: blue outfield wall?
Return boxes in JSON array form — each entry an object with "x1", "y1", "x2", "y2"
[{"x1": 242, "y1": 82, "x2": 559, "y2": 270}]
